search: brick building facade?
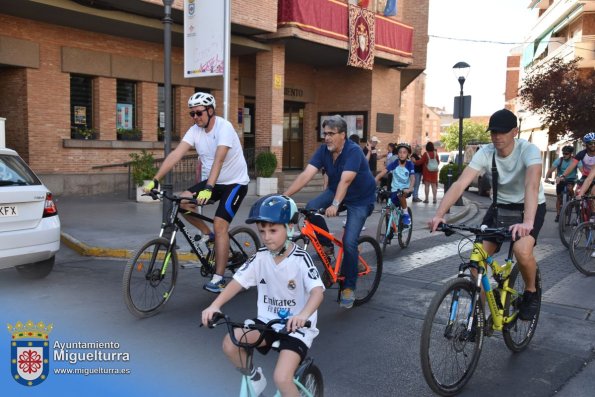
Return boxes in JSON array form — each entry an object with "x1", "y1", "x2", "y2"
[{"x1": 0, "y1": 0, "x2": 428, "y2": 195}]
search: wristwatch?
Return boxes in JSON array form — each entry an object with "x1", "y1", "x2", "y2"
[{"x1": 332, "y1": 199, "x2": 340, "y2": 207}]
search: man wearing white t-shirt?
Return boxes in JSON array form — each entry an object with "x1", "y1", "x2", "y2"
[
  {"x1": 147, "y1": 92, "x2": 249, "y2": 293},
  {"x1": 429, "y1": 109, "x2": 546, "y2": 322}
]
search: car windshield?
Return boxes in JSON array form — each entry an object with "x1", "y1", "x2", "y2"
[
  {"x1": 0, "y1": 155, "x2": 41, "y2": 186},
  {"x1": 440, "y1": 154, "x2": 449, "y2": 162}
]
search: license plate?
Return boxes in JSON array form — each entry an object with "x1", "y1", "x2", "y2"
[{"x1": 0, "y1": 205, "x2": 18, "y2": 217}]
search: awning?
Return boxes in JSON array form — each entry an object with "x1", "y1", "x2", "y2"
[
  {"x1": 521, "y1": 43, "x2": 535, "y2": 68},
  {"x1": 534, "y1": 30, "x2": 553, "y2": 59}
]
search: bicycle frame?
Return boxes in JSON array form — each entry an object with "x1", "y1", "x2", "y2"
[
  {"x1": 382, "y1": 198, "x2": 402, "y2": 238},
  {"x1": 461, "y1": 240, "x2": 518, "y2": 332},
  {"x1": 297, "y1": 214, "x2": 371, "y2": 284}
]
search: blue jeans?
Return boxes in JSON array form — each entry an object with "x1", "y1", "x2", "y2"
[
  {"x1": 413, "y1": 172, "x2": 422, "y2": 199},
  {"x1": 306, "y1": 190, "x2": 374, "y2": 290}
]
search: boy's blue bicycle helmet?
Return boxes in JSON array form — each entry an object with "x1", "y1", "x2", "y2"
[{"x1": 246, "y1": 195, "x2": 298, "y2": 226}]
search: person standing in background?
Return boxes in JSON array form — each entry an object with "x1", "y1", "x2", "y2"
[
  {"x1": 411, "y1": 145, "x2": 423, "y2": 202},
  {"x1": 418, "y1": 141, "x2": 440, "y2": 203},
  {"x1": 363, "y1": 136, "x2": 381, "y2": 175}
]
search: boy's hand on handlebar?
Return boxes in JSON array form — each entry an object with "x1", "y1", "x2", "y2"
[
  {"x1": 201, "y1": 306, "x2": 221, "y2": 328},
  {"x1": 286, "y1": 314, "x2": 308, "y2": 333}
]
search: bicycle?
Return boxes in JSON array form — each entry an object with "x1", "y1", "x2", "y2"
[
  {"x1": 569, "y1": 218, "x2": 595, "y2": 276},
  {"x1": 122, "y1": 189, "x2": 261, "y2": 318},
  {"x1": 420, "y1": 223, "x2": 542, "y2": 396},
  {"x1": 375, "y1": 190, "x2": 412, "y2": 251},
  {"x1": 206, "y1": 311, "x2": 323, "y2": 397},
  {"x1": 545, "y1": 177, "x2": 573, "y2": 221},
  {"x1": 291, "y1": 208, "x2": 382, "y2": 306},
  {"x1": 559, "y1": 194, "x2": 593, "y2": 249}
]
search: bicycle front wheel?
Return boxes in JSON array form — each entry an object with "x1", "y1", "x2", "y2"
[
  {"x1": 375, "y1": 208, "x2": 391, "y2": 253},
  {"x1": 420, "y1": 278, "x2": 484, "y2": 396},
  {"x1": 502, "y1": 265, "x2": 542, "y2": 352},
  {"x1": 398, "y1": 207, "x2": 413, "y2": 248},
  {"x1": 559, "y1": 199, "x2": 581, "y2": 248},
  {"x1": 297, "y1": 363, "x2": 324, "y2": 397},
  {"x1": 354, "y1": 235, "x2": 382, "y2": 306},
  {"x1": 228, "y1": 226, "x2": 261, "y2": 272},
  {"x1": 569, "y1": 222, "x2": 595, "y2": 276},
  {"x1": 123, "y1": 238, "x2": 178, "y2": 318}
]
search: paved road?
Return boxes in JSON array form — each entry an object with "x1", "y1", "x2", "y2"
[{"x1": 1, "y1": 190, "x2": 594, "y2": 396}]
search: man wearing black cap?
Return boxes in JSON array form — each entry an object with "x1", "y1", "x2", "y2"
[{"x1": 429, "y1": 108, "x2": 546, "y2": 321}]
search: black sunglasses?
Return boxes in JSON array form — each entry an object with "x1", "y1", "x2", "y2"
[{"x1": 189, "y1": 110, "x2": 207, "y2": 118}]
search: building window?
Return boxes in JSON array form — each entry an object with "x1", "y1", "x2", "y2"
[
  {"x1": 70, "y1": 74, "x2": 94, "y2": 139},
  {"x1": 116, "y1": 80, "x2": 139, "y2": 140},
  {"x1": 158, "y1": 84, "x2": 177, "y2": 141}
]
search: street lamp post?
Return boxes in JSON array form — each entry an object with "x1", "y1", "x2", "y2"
[
  {"x1": 452, "y1": 61, "x2": 470, "y2": 206},
  {"x1": 162, "y1": 0, "x2": 174, "y2": 221}
]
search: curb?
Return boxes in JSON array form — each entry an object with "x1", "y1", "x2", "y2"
[{"x1": 60, "y1": 232, "x2": 200, "y2": 262}]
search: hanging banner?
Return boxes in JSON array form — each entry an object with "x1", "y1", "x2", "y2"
[
  {"x1": 184, "y1": 0, "x2": 224, "y2": 77},
  {"x1": 347, "y1": 5, "x2": 375, "y2": 70}
]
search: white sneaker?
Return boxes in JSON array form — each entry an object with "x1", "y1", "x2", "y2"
[{"x1": 250, "y1": 367, "x2": 267, "y2": 396}]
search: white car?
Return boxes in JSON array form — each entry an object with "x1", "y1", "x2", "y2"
[{"x1": 0, "y1": 148, "x2": 60, "y2": 278}]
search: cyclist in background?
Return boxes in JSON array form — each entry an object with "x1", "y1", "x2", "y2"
[
  {"x1": 559, "y1": 132, "x2": 595, "y2": 198},
  {"x1": 283, "y1": 115, "x2": 376, "y2": 309},
  {"x1": 545, "y1": 145, "x2": 579, "y2": 222},
  {"x1": 374, "y1": 143, "x2": 415, "y2": 227},
  {"x1": 202, "y1": 195, "x2": 324, "y2": 397},
  {"x1": 146, "y1": 92, "x2": 250, "y2": 294}
]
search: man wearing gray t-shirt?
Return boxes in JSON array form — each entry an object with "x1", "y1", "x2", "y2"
[{"x1": 429, "y1": 108, "x2": 545, "y2": 322}]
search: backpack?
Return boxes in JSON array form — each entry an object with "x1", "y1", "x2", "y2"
[{"x1": 426, "y1": 152, "x2": 439, "y2": 172}]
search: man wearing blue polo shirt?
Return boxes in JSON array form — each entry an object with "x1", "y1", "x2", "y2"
[{"x1": 284, "y1": 115, "x2": 376, "y2": 309}]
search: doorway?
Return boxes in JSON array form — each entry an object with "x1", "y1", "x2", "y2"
[{"x1": 283, "y1": 102, "x2": 304, "y2": 169}]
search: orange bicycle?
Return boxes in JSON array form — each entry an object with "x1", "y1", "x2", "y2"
[{"x1": 291, "y1": 208, "x2": 382, "y2": 305}]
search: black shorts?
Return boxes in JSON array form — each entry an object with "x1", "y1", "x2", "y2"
[
  {"x1": 254, "y1": 319, "x2": 308, "y2": 362},
  {"x1": 187, "y1": 180, "x2": 248, "y2": 223},
  {"x1": 556, "y1": 181, "x2": 575, "y2": 196},
  {"x1": 481, "y1": 203, "x2": 546, "y2": 251},
  {"x1": 389, "y1": 190, "x2": 411, "y2": 203}
]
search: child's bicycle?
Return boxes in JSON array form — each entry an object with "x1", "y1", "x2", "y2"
[
  {"x1": 420, "y1": 223, "x2": 541, "y2": 396},
  {"x1": 206, "y1": 312, "x2": 324, "y2": 397},
  {"x1": 291, "y1": 208, "x2": 382, "y2": 306},
  {"x1": 122, "y1": 189, "x2": 260, "y2": 318},
  {"x1": 375, "y1": 189, "x2": 412, "y2": 251}
]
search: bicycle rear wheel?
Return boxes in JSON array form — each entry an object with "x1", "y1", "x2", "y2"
[
  {"x1": 354, "y1": 235, "x2": 382, "y2": 306},
  {"x1": 569, "y1": 222, "x2": 595, "y2": 276},
  {"x1": 297, "y1": 362, "x2": 324, "y2": 397},
  {"x1": 375, "y1": 208, "x2": 391, "y2": 253},
  {"x1": 398, "y1": 207, "x2": 413, "y2": 248},
  {"x1": 559, "y1": 199, "x2": 581, "y2": 248},
  {"x1": 420, "y1": 278, "x2": 484, "y2": 396},
  {"x1": 123, "y1": 238, "x2": 178, "y2": 318},
  {"x1": 502, "y1": 265, "x2": 541, "y2": 352},
  {"x1": 228, "y1": 226, "x2": 261, "y2": 272}
]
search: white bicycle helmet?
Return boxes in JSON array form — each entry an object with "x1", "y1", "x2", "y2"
[{"x1": 188, "y1": 92, "x2": 216, "y2": 109}]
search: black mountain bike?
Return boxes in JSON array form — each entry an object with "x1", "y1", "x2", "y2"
[{"x1": 122, "y1": 190, "x2": 260, "y2": 318}]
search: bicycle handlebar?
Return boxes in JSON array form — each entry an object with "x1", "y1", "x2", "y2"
[
  {"x1": 437, "y1": 223, "x2": 512, "y2": 239},
  {"x1": 207, "y1": 312, "x2": 311, "y2": 349},
  {"x1": 142, "y1": 189, "x2": 214, "y2": 206}
]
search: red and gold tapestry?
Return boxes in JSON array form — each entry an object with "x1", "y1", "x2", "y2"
[{"x1": 347, "y1": 4, "x2": 375, "y2": 70}]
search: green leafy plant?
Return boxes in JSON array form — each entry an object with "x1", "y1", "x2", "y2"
[
  {"x1": 255, "y1": 151, "x2": 278, "y2": 178},
  {"x1": 129, "y1": 150, "x2": 158, "y2": 186},
  {"x1": 117, "y1": 128, "x2": 142, "y2": 140},
  {"x1": 73, "y1": 126, "x2": 96, "y2": 140},
  {"x1": 439, "y1": 163, "x2": 466, "y2": 186}
]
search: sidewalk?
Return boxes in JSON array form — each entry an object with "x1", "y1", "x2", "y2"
[{"x1": 56, "y1": 186, "x2": 471, "y2": 259}]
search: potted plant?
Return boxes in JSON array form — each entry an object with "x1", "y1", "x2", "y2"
[
  {"x1": 117, "y1": 127, "x2": 142, "y2": 141},
  {"x1": 72, "y1": 126, "x2": 97, "y2": 140},
  {"x1": 129, "y1": 150, "x2": 158, "y2": 202},
  {"x1": 255, "y1": 151, "x2": 278, "y2": 196}
]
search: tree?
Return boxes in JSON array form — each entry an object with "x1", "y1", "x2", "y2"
[
  {"x1": 441, "y1": 120, "x2": 490, "y2": 152},
  {"x1": 520, "y1": 57, "x2": 595, "y2": 142}
]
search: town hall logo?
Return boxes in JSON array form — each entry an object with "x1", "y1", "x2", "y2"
[{"x1": 7, "y1": 320, "x2": 53, "y2": 386}]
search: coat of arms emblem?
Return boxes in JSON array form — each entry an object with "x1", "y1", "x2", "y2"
[{"x1": 8, "y1": 320, "x2": 53, "y2": 386}]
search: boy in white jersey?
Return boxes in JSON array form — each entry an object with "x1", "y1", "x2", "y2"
[
  {"x1": 202, "y1": 195, "x2": 324, "y2": 397},
  {"x1": 375, "y1": 143, "x2": 415, "y2": 227}
]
